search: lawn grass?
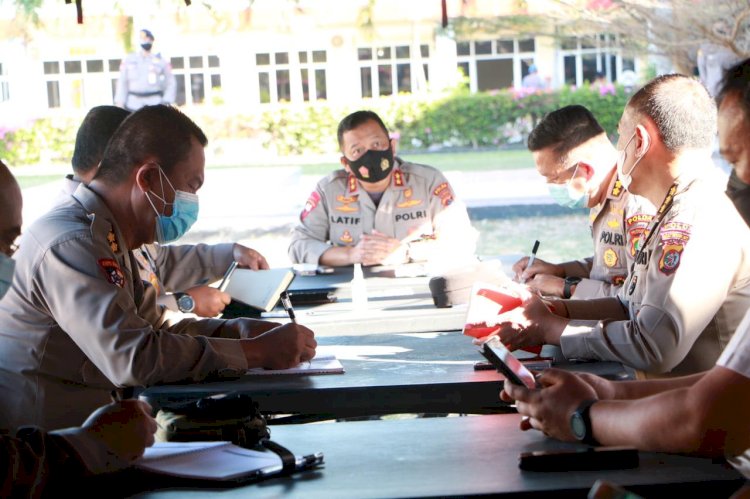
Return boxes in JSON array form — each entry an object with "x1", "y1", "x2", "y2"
[{"x1": 15, "y1": 175, "x2": 63, "y2": 190}]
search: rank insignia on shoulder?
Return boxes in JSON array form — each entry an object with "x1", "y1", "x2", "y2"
[
  {"x1": 611, "y1": 179, "x2": 623, "y2": 197},
  {"x1": 107, "y1": 230, "x2": 119, "y2": 253},
  {"x1": 98, "y1": 258, "x2": 125, "y2": 288}
]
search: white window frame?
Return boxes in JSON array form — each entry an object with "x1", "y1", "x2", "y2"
[
  {"x1": 169, "y1": 54, "x2": 222, "y2": 107},
  {"x1": 557, "y1": 33, "x2": 634, "y2": 87},
  {"x1": 41, "y1": 57, "x2": 121, "y2": 109},
  {"x1": 456, "y1": 38, "x2": 536, "y2": 92},
  {"x1": 357, "y1": 44, "x2": 430, "y2": 99}
]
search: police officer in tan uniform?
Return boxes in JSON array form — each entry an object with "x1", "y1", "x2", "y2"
[
  {"x1": 114, "y1": 29, "x2": 176, "y2": 112},
  {"x1": 487, "y1": 75, "x2": 750, "y2": 375},
  {"x1": 289, "y1": 110, "x2": 476, "y2": 267},
  {"x1": 0, "y1": 106, "x2": 316, "y2": 431},
  {"x1": 512, "y1": 105, "x2": 655, "y2": 299}
]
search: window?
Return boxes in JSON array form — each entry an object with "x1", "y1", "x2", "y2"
[
  {"x1": 557, "y1": 34, "x2": 631, "y2": 87},
  {"x1": 455, "y1": 38, "x2": 536, "y2": 92},
  {"x1": 170, "y1": 55, "x2": 222, "y2": 106},
  {"x1": 254, "y1": 49, "x2": 328, "y2": 104},
  {"x1": 42, "y1": 57, "x2": 118, "y2": 109},
  {"x1": 0, "y1": 63, "x2": 9, "y2": 103},
  {"x1": 357, "y1": 44, "x2": 430, "y2": 98}
]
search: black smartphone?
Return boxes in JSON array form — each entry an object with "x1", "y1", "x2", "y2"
[
  {"x1": 518, "y1": 447, "x2": 639, "y2": 472},
  {"x1": 480, "y1": 337, "x2": 538, "y2": 389}
]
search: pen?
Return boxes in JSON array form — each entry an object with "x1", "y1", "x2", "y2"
[
  {"x1": 279, "y1": 291, "x2": 297, "y2": 324},
  {"x1": 521, "y1": 240, "x2": 540, "y2": 284},
  {"x1": 218, "y1": 261, "x2": 239, "y2": 292}
]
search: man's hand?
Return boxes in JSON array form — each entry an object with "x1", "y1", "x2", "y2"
[
  {"x1": 512, "y1": 256, "x2": 564, "y2": 283},
  {"x1": 242, "y1": 323, "x2": 317, "y2": 369},
  {"x1": 222, "y1": 318, "x2": 282, "y2": 339},
  {"x1": 501, "y1": 369, "x2": 598, "y2": 441},
  {"x1": 351, "y1": 230, "x2": 406, "y2": 266},
  {"x1": 525, "y1": 274, "x2": 565, "y2": 298},
  {"x1": 233, "y1": 244, "x2": 270, "y2": 270},
  {"x1": 81, "y1": 400, "x2": 157, "y2": 462},
  {"x1": 185, "y1": 285, "x2": 231, "y2": 317}
]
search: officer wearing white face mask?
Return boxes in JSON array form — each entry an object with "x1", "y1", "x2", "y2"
[
  {"x1": 513, "y1": 105, "x2": 656, "y2": 299},
  {"x1": 0, "y1": 105, "x2": 317, "y2": 431},
  {"x1": 484, "y1": 75, "x2": 750, "y2": 376},
  {"x1": 289, "y1": 110, "x2": 477, "y2": 268}
]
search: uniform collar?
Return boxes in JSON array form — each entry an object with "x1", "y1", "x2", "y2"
[
  {"x1": 61, "y1": 174, "x2": 81, "y2": 196},
  {"x1": 71, "y1": 183, "x2": 126, "y2": 255},
  {"x1": 346, "y1": 157, "x2": 407, "y2": 195}
]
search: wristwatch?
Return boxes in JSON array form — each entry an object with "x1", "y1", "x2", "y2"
[
  {"x1": 563, "y1": 276, "x2": 583, "y2": 299},
  {"x1": 174, "y1": 292, "x2": 196, "y2": 313},
  {"x1": 570, "y1": 399, "x2": 600, "y2": 446}
]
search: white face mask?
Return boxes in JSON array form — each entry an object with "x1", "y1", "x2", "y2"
[{"x1": 616, "y1": 132, "x2": 647, "y2": 191}]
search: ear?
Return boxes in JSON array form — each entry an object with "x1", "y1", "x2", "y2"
[
  {"x1": 340, "y1": 156, "x2": 352, "y2": 173},
  {"x1": 577, "y1": 161, "x2": 595, "y2": 181},
  {"x1": 134, "y1": 162, "x2": 160, "y2": 193},
  {"x1": 389, "y1": 138, "x2": 398, "y2": 155},
  {"x1": 634, "y1": 124, "x2": 651, "y2": 155}
]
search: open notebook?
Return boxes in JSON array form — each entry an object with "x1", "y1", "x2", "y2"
[
  {"x1": 246, "y1": 346, "x2": 344, "y2": 375},
  {"x1": 137, "y1": 441, "x2": 323, "y2": 482},
  {"x1": 223, "y1": 267, "x2": 295, "y2": 312}
]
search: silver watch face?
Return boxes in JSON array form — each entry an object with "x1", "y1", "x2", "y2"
[
  {"x1": 178, "y1": 294, "x2": 194, "y2": 312},
  {"x1": 570, "y1": 412, "x2": 586, "y2": 440}
]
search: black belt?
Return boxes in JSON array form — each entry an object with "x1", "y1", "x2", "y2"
[{"x1": 128, "y1": 90, "x2": 163, "y2": 97}]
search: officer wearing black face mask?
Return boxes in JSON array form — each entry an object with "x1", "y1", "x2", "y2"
[
  {"x1": 289, "y1": 110, "x2": 477, "y2": 268},
  {"x1": 114, "y1": 29, "x2": 176, "y2": 111}
]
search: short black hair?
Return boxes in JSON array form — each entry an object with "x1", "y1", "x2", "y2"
[
  {"x1": 336, "y1": 110, "x2": 389, "y2": 150},
  {"x1": 96, "y1": 105, "x2": 208, "y2": 184},
  {"x1": 717, "y1": 58, "x2": 750, "y2": 119},
  {"x1": 627, "y1": 74, "x2": 716, "y2": 151},
  {"x1": 527, "y1": 105, "x2": 605, "y2": 159},
  {"x1": 71, "y1": 106, "x2": 131, "y2": 176}
]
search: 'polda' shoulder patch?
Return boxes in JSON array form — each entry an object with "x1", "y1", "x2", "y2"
[{"x1": 98, "y1": 258, "x2": 125, "y2": 288}]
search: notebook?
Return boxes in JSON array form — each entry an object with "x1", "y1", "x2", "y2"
[
  {"x1": 137, "y1": 441, "x2": 323, "y2": 482},
  {"x1": 223, "y1": 268, "x2": 295, "y2": 312},
  {"x1": 246, "y1": 347, "x2": 344, "y2": 375}
]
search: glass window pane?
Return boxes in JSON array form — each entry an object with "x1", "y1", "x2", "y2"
[
  {"x1": 0, "y1": 63, "x2": 4, "y2": 75},
  {"x1": 111, "y1": 78, "x2": 118, "y2": 100},
  {"x1": 497, "y1": 40, "x2": 514, "y2": 54},
  {"x1": 458, "y1": 61, "x2": 470, "y2": 79},
  {"x1": 581, "y1": 36, "x2": 596, "y2": 49},
  {"x1": 108, "y1": 59, "x2": 121, "y2": 72},
  {"x1": 376, "y1": 47, "x2": 391, "y2": 60},
  {"x1": 423, "y1": 63, "x2": 429, "y2": 82},
  {"x1": 86, "y1": 60, "x2": 103, "y2": 73},
  {"x1": 315, "y1": 68, "x2": 327, "y2": 100},
  {"x1": 475, "y1": 41, "x2": 492, "y2": 55},
  {"x1": 170, "y1": 57, "x2": 184, "y2": 70},
  {"x1": 64, "y1": 61, "x2": 82, "y2": 74},
  {"x1": 189, "y1": 56, "x2": 203, "y2": 69},
  {"x1": 275, "y1": 52, "x2": 289, "y2": 65},
  {"x1": 1, "y1": 82, "x2": 8, "y2": 102},
  {"x1": 44, "y1": 61, "x2": 60, "y2": 75},
  {"x1": 378, "y1": 64, "x2": 392, "y2": 96},
  {"x1": 582, "y1": 54, "x2": 598, "y2": 83},
  {"x1": 420, "y1": 44, "x2": 429, "y2": 58},
  {"x1": 46, "y1": 81, "x2": 60, "y2": 108},
  {"x1": 457, "y1": 41, "x2": 471, "y2": 56},
  {"x1": 276, "y1": 69, "x2": 290, "y2": 101},
  {"x1": 174, "y1": 74, "x2": 186, "y2": 106},
  {"x1": 360, "y1": 67, "x2": 372, "y2": 98},
  {"x1": 208, "y1": 55, "x2": 220, "y2": 68},
  {"x1": 476, "y1": 59, "x2": 513, "y2": 90},
  {"x1": 396, "y1": 63, "x2": 411, "y2": 93},
  {"x1": 561, "y1": 37, "x2": 578, "y2": 50},
  {"x1": 622, "y1": 57, "x2": 635, "y2": 71},
  {"x1": 312, "y1": 50, "x2": 326, "y2": 63},
  {"x1": 256, "y1": 53, "x2": 270, "y2": 66},
  {"x1": 258, "y1": 72, "x2": 270, "y2": 103},
  {"x1": 301, "y1": 68, "x2": 310, "y2": 101},
  {"x1": 518, "y1": 39, "x2": 535, "y2": 52},
  {"x1": 299, "y1": 51, "x2": 308, "y2": 63},
  {"x1": 395, "y1": 46, "x2": 410, "y2": 59},
  {"x1": 190, "y1": 74, "x2": 205, "y2": 103},
  {"x1": 211, "y1": 74, "x2": 221, "y2": 89},
  {"x1": 564, "y1": 55, "x2": 577, "y2": 85},
  {"x1": 358, "y1": 48, "x2": 372, "y2": 61}
]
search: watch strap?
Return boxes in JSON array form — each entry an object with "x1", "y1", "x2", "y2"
[
  {"x1": 575, "y1": 399, "x2": 600, "y2": 446},
  {"x1": 563, "y1": 277, "x2": 582, "y2": 299}
]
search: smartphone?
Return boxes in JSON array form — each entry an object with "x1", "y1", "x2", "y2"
[
  {"x1": 518, "y1": 447, "x2": 639, "y2": 472},
  {"x1": 480, "y1": 337, "x2": 538, "y2": 389}
]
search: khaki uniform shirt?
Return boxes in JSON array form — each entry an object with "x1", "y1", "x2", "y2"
[
  {"x1": 0, "y1": 184, "x2": 247, "y2": 431},
  {"x1": 562, "y1": 171, "x2": 750, "y2": 375},
  {"x1": 562, "y1": 176, "x2": 655, "y2": 299},
  {"x1": 288, "y1": 159, "x2": 476, "y2": 265},
  {"x1": 114, "y1": 52, "x2": 176, "y2": 111}
]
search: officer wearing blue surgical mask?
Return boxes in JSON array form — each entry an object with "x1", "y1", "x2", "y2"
[
  {"x1": 0, "y1": 105, "x2": 317, "y2": 431},
  {"x1": 513, "y1": 105, "x2": 655, "y2": 299}
]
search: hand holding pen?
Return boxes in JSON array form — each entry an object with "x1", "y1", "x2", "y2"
[{"x1": 520, "y1": 240, "x2": 540, "y2": 285}]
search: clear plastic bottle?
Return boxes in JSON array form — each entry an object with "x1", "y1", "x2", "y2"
[{"x1": 351, "y1": 263, "x2": 368, "y2": 311}]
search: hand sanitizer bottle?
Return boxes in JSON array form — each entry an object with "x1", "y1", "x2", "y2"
[{"x1": 351, "y1": 263, "x2": 367, "y2": 311}]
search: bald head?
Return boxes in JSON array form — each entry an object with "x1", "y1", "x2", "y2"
[
  {"x1": 0, "y1": 160, "x2": 22, "y2": 256},
  {"x1": 625, "y1": 74, "x2": 716, "y2": 152}
]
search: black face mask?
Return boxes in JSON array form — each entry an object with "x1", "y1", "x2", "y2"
[
  {"x1": 346, "y1": 148, "x2": 394, "y2": 183},
  {"x1": 141, "y1": 42, "x2": 153, "y2": 52}
]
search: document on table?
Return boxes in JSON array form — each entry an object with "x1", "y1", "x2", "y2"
[{"x1": 246, "y1": 346, "x2": 345, "y2": 375}]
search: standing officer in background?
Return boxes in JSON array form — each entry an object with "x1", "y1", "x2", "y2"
[
  {"x1": 716, "y1": 58, "x2": 750, "y2": 226},
  {"x1": 485, "y1": 75, "x2": 750, "y2": 376},
  {"x1": 289, "y1": 110, "x2": 477, "y2": 268},
  {"x1": 512, "y1": 105, "x2": 655, "y2": 299},
  {"x1": 115, "y1": 29, "x2": 176, "y2": 111}
]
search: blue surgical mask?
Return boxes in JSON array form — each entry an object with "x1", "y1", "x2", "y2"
[
  {"x1": 0, "y1": 253, "x2": 15, "y2": 300},
  {"x1": 144, "y1": 166, "x2": 200, "y2": 244},
  {"x1": 547, "y1": 163, "x2": 589, "y2": 209}
]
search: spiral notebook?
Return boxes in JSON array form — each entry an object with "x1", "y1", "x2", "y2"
[{"x1": 137, "y1": 441, "x2": 323, "y2": 482}]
